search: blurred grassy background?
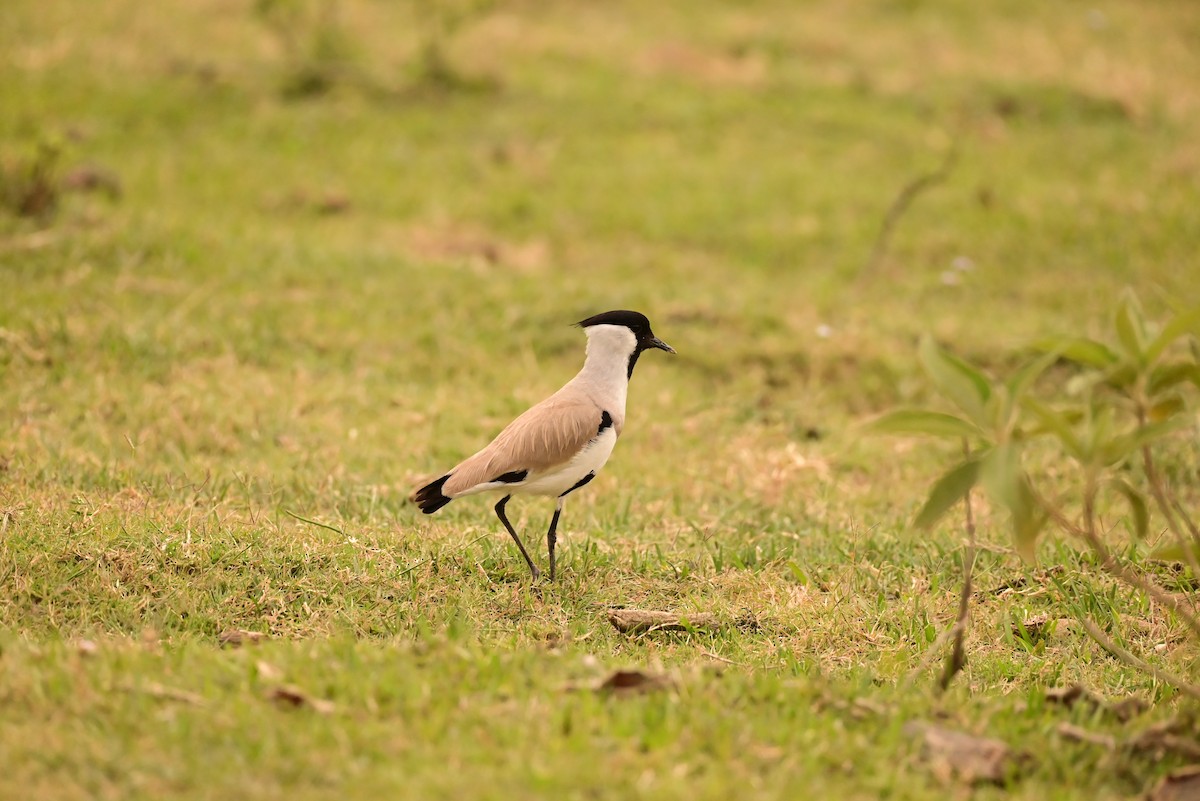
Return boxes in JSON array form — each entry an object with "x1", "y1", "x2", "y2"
[{"x1": 2, "y1": 1, "x2": 1200, "y2": 798}]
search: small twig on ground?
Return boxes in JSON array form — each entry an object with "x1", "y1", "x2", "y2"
[
  {"x1": 1079, "y1": 618, "x2": 1200, "y2": 702},
  {"x1": 1034, "y1": 487, "x2": 1200, "y2": 641},
  {"x1": 700, "y1": 649, "x2": 745, "y2": 667},
  {"x1": 858, "y1": 142, "x2": 959, "y2": 281},
  {"x1": 906, "y1": 440, "x2": 977, "y2": 692},
  {"x1": 1081, "y1": 525, "x2": 1200, "y2": 640},
  {"x1": 939, "y1": 438, "x2": 977, "y2": 692},
  {"x1": 608, "y1": 609, "x2": 720, "y2": 634},
  {"x1": 1056, "y1": 722, "x2": 1117, "y2": 750},
  {"x1": 283, "y1": 509, "x2": 345, "y2": 536},
  {"x1": 1138, "y1": 414, "x2": 1200, "y2": 579}
]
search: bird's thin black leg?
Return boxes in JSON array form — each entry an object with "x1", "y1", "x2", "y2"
[
  {"x1": 494, "y1": 495, "x2": 539, "y2": 579},
  {"x1": 547, "y1": 499, "x2": 564, "y2": 582}
]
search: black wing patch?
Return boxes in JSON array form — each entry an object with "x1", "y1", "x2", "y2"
[
  {"x1": 597, "y1": 411, "x2": 613, "y2": 435},
  {"x1": 492, "y1": 469, "x2": 529, "y2": 484},
  {"x1": 559, "y1": 471, "x2": 596, "y2": 498}
]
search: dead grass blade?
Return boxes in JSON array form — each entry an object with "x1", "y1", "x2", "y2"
[
  {"x1": 1045, "y1": 684, "x2": 1148, "y2": 722},
  {"x1": 1080, "y1": 619, "x2": 1200, "y2": 702},
  {"x1": 607, "y1": 609, "x2": 720, "y2": 634},
  {"x1": 219, "y1": 629, "x2": 268, "y2": 648},
  {"x1": 122, "y1": 681, "x2": 206, "y2": 706}
]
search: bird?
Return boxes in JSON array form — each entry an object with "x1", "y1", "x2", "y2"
[{"x1": 411, "y1": 310, "x2": 675, "y2": 581}]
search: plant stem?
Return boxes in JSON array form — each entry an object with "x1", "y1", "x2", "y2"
[
  {"x1": 1034, "y1": 487, "x2": 1200, "y2": 641},
  {"x1": 939, "y1": 438, "x2": 976, "y2": 692},
  {"x1": 1079, "y1": 618, "x2": 1200, "y2": 702},
  {"x1": 1138, "y1": 410, "x2": 1200, "y2": 577},
  {"x1": 1172, "y1": 499, "x2": 1200, "y2": 542},
  {"x1": 858, "y1": 142, "x2": 959, "y2": 281}
]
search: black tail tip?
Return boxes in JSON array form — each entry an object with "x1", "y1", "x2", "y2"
[{"x1": 411, "y1": 474, "x2": 452, "y2": 514}]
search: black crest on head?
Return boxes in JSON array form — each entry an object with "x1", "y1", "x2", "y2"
[{"x1": 576, "y1": 310, "x2": 653, "y2": 338}]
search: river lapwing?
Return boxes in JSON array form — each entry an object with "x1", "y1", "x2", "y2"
[{"x1": 412, "y1": 310, "x2": 674, "y2": 580}]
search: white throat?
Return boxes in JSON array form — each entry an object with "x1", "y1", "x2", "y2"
[{"x1": 574, "y1": 324, "x2": 637, "y2": 413}]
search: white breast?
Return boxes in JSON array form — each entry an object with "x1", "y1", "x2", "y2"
[{"x1": 513, "y1": 427, "x2": 618, "y2": 498}]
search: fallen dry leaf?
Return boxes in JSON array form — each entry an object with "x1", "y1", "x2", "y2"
[
  {"x1": 219, "y1": 629, "x2": 267, "y2": 648},
  {"x1": 637, "y1": 43, "x2": 767, "y2": 87},
  {"x1": 985, "y1": 566, "x2": 1065, "y2": 597},
  {"x1": 1045, "y1": 684, "x2": 1147, "y2": 722},
  {"x1": 1110, "y1": 697, "x2": 1152, "y2": 723},
  {"x1": 1015, "y1": 614, "x2": 1073, "y2": 639},
  {"x1": 1132, "y1": 719, "x2": 1200, "y2": 761},
  {"x1": 61, "y1": 165, "x2": 121, "y2": 198},
  {"x1": 905, "y1": 721, "x2": 1022, "y2": 786},
  {"x1": 1056, "y1": 722, "x2": 1117, "y2": 750},
  {"x1": 596, "y1": 670, "x2": 672, "y2": 695},
  {"x1": 850, "y1": 698, "x2": 889, "y2": 720},
  {"x1": 268, "y1": 684, "x2": 335, "y2": 714},
  {"x1": 266, "y1": 188, "x2": 352, "y2": 216},
  {"x1": 607, "y1": 609, "x2": 720, "y2": 634},
  {"x1": 1046, "y1": 685, "x2": 1094, "y2": 707},
  {"x1": 1147, "y1": 765, "x2": 1200, "y2": 801},
  {"x1": 255, "y1": 660, "x2": 283, "y2": 681},
  {"x1": 402, "y1": 222, "x2": 548, "y2": 273}
]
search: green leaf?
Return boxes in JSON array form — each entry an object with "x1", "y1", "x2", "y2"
[
  {"x1": 866, "y1": 409, "x2": 983, "y2": 439},
  {"x1": 980, "y1": 444, "x2": 1042, "y2": 560},
  {"x1": 1100, "y1": 362, "x2": 1138, "y2": 391},
  {"x1": 1021, "y1": 398, "x2": 1083, "y2": 457},
  {"x1": 1145, "y1": 306, "x2": 1200, "y2": 364},
  {"x1": 1089, "y1": 404, "x2": 1116, "y2": 460},
  {"x1": 1131, "y1": 417, "x2": 1189, "y2": 447},
  {"x1": 1148, "y1": 393, "x2": 1187, "y2": 422},
  {"x1": 1114, "y1": 291, "x2": 1148, "y2": 361},
  {"x1": 1000, "y1": 350, "x2": 1060, "y2": 429},
  {"x1": 1006, "y1": 350, "x2": 1060, "y2": 399},
  {"x1": 918, "y1": 336, "x2": 991, "y2": 427},
  {"x1": 980, "y1": 441, "x2": 1023, "y2": 513},
  {"x1": 1151, "y1": 541, "x2": 1200, "y2": 563},
  {"x1": 1011, "y1": 478, "x2": 1044, "y2": 562},
  {"x1": 1039, "y1": 337, "x2": 1118, "y2": 368},
  {"x1": 1148, "y1": 362, "x2": 1200, "y2": 395},
  {"x1": 913, "y1": 456, "x2": 983, "y2": 530},
  {"x1": 1107, "y1": 478, "x2": 1150, "y2": 540},
  {"x1": 1102, "y1": 418, "x2": 1191, "y2": 465}
]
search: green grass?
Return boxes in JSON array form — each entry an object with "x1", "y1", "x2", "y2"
[{"x1": 2, "y1": 0, "x2": 1200, "y2": 797}]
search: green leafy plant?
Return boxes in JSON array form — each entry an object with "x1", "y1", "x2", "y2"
[
  {"x1": 409, "y1": 0, "x2": 498, "y2": 92},
  {"x1": 255, "y1": 0, "x2": 357, "y2": 98},
  {"x1": 872, "y1": 292, "x2": 1200, "y2": 691},
  {"x1": 0, "y1": 138, "x2": 62, "y2": 220},
  {"x1": 872, "y1": 335, "x2": 1056, "y2": 559},
  {"x1": 253, "y1": 0, "x2": 499, "y2": 98}
]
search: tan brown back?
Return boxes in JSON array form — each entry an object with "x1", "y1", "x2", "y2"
[{"x1": 443, "y1": 392, "x2": 608, "y2": 496}]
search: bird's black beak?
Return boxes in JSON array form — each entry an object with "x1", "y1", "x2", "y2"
[{"x1": 647, "y1": 336, "x2": 675, "y2": 354}]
